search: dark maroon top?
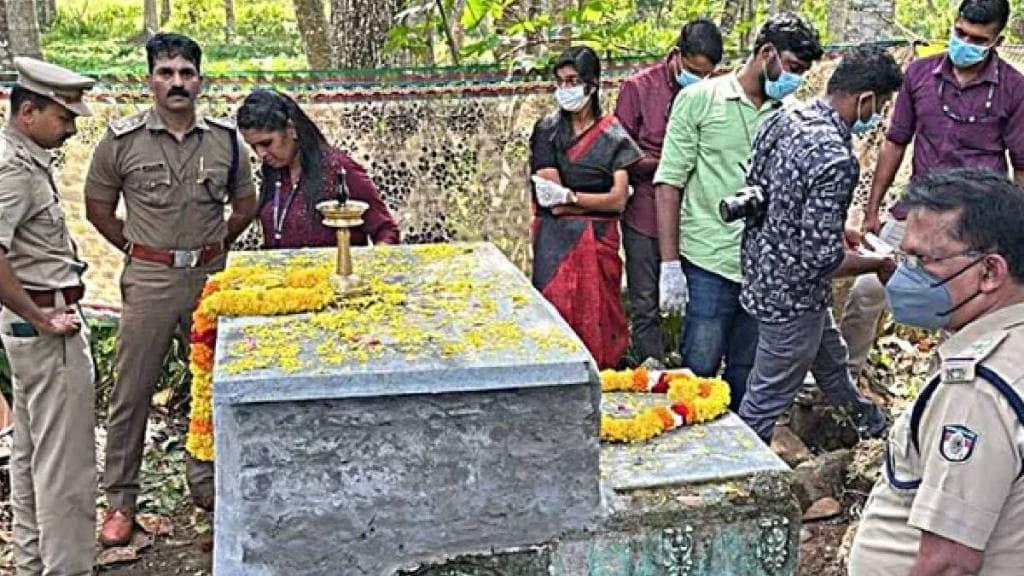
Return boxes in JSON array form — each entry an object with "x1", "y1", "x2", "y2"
[
  {"x1": 259, "y1": 146, "x2": 400, "y2": 249},
  {"x1": 614, "y1": 59, "x2": 680, "y2": 238},
  {"x1": 888, "y1": 52, "x2": 1024, "y2": 218}
]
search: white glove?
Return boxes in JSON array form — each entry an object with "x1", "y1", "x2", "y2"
[
  {"x1": 659, "y1": 260, "x2": 688, "y2": 313},
  {"x1": 531, "y1": 175, "x2": 572, "y2": 208}
]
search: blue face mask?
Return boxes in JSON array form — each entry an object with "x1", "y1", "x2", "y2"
[
  {"x1": 884, "y1": 258, "x2": 984, "y2": 329},
  {"x1": 852, "y1": 114, "x2": 881, "y2": 134},
  {"x1": 948, "y1": 33, "x2": 990, "y2": 68},
  {"x1": 764, "y1": 53, "x2": 803, "y2": 100},
  {"x1": 676, "y1": 67, "x2": 703, "y2": 88},
  {"x1": 852, "y1": 93, "x2": 880, "y2": 135}
]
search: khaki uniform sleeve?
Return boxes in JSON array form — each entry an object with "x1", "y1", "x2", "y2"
[
  {"x1": 84, "y1": 132, "x2": 123, "y2": 204},
  {"x1": 232, "y1": 136, "x2": 257, "y2": 200},
  {"x1": 908, "y1": 379, "x2": 1022, "y2": 550},
  {"x1": 0, "y1": 169, "x2": 33, "y2": 251}
]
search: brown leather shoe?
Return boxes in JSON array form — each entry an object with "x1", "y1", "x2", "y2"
[{"x1": 99, "y1": 508, "x2": 134, "y2": 547}]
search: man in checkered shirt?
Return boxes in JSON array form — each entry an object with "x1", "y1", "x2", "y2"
[{"x1": 737, "y1": 46, "x2": 902, "y2": 443}]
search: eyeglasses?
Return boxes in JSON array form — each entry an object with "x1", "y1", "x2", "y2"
[
  {"x1": 555, "y1": 77, "x2": 582, "y2": 88},
  {"x1": 894, "y1": 249, "x2": 985, "y2": 270}
]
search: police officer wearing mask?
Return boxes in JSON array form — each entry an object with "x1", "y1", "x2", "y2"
[{"x1": 850, "y1": 168, "x2": 1024, "y2": 576}]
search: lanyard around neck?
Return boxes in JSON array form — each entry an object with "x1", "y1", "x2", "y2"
[{"x1": 272, "y1": 176, "x2": 300, "y2": 243}]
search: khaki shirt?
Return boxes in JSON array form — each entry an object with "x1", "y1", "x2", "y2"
[
  {"x1": 0, "y1": 126, "x2": 85, "y2": 290},
  {"x1": 84, "y1": 108, "x2": 255, "y2": 250},
  {"x1": 849, "y1": 302, "x2": 1024, "y2": 575}
]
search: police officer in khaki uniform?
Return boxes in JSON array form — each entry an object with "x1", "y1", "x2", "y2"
[
  {"x1": 849, "y1": 167, "x2": 1024, "y2": 576},
  {"x1": 0, "y1": 57, "x2": 96, "y2": 576},
  {"x1": 84, "y1": 33, "x2": 257, "y2": 546}
]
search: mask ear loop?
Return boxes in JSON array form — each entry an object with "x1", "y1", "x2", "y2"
[{"x1": 936, "y1": 255, "x2": 988, "y2": 317}]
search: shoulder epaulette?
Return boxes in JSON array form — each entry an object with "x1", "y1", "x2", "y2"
[
  {"x1": 205, "y1": 115, "x2": 237, "y2": 131},
  {"x1": 108, "y1": 111, "x2": 148, "y2": 138}
]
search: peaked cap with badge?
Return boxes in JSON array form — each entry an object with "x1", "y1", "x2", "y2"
[{"x1": 13, "y1": 56, "x2": 95, "y2": 117}]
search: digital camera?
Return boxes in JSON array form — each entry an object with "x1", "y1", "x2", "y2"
[{"x1": 719, "y1": 185, "x2": 766, "y2": 223}]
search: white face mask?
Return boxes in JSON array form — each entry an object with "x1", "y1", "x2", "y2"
[{"x1": 555, "y1": 85, "x2": 590, "y2": 112}]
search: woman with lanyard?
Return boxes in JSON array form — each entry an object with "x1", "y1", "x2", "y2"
[
  {"x1": 236, "y1": 89, "x2": 399, "y2": 249},
  {"x1": 529, "y1": 46, "x2": 642, "y2": 368}
]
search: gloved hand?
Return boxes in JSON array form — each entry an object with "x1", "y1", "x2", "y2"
[
  {"x1": 531, "y1": 175, "x2": 573, "y2": 208},
  {"x1": 659, "y1": 260, "x2": 688, "y2": 313}
]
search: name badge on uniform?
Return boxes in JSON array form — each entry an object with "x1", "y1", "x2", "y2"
[{"x1": 942, "y1": 358, "x2": 975, "y2": 383}]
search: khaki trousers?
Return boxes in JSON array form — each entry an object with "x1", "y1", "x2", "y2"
[
  {"x1": 104, "y1": 256, "x2": 223, "y2": 510},
  {"x1": 839, "y1": 219, "x2": 907, "y2": 379},
  {"x1": 0, "y1": 300, "x2": 95, "y2": 576}
]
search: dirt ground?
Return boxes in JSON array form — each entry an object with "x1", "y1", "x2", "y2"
[
  {"x1": 89, "y1": 518, "x2": 848, "y2": 575},
  {"x1": 799, "y1": 522, "x2": 850, "y2": 576},
  {"x1": 97, "y1": 509, "x2": 212, "y2": 575}
]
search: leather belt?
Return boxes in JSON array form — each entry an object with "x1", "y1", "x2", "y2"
[
  {"x1": 26, "y1": 285, "x2": 85, "y2": 308},
  {"x1": 130, "y1": 243, "x2": 224, "y2": 268}
]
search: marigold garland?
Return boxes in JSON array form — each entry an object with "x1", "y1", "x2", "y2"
[
  {"x1": 184, "y1": 245, "x2": 581, "y2": 462},
  {"x1": 185, "y1": 262, "x2": 335, "y2": 461},
  {"x1": 599, "y1": 368, "x2": 731, "y2": 443}
]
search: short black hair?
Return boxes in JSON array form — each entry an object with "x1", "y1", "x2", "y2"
[
  {"x1": 9, "y1": 85, "x2": 57, "y2": 118},
  {"x1": 676, "y1": 18, "x2": 724, "y2": 65},
  {"x1": 903, "y1": 168, "x2": 1024, "y2": 282},
  {"x1": 958, "y1": 0, "x2": 1011, "y2": 33},
  {"x1": 552, "y1": 46, "x2": 603, "y2": 118},
  {"x1": 753, "y1": 11, "x2": 824, "y2": 63},
  {"x1": 826, "y1": 45, "x2": 903, "y2": 96},
  {"x1": 145, "y1": 33, "x2": 202, "y2": 73}
]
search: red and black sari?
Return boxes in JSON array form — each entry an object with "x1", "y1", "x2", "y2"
[{"x1": 528, "y1": 111, "x2": 642, "y2": 369}]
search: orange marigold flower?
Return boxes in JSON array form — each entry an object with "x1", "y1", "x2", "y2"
[
  {"x1": 190, "y1": 343, "x2": 214, "y2": 369},
  {"x1": 652, "y1": 405, "x2": 675, "y2": 430},
  {"x1": 189, "y1": 418, "x2": 213, "y2": 435},
  {"x1": 699, "y1": 380, "x2": 713, "y2": 398},
  {"x1": 631, "y1": 366, "x2": 649, "y2": 392}
]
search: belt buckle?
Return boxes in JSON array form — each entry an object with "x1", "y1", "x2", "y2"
[{"x1": 172, "y1": 249, "x2": 200, "y2": 268}]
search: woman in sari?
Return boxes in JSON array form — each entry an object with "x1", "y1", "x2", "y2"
[
  {"x1": 529, "y1": 47, "x2": 642, "y2": 368},
  {"x1": 236, "y1": 89, "x2": 399, "y2": 249}
]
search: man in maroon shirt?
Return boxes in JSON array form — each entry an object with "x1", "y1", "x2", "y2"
[
  {"x1": 615, "y1": 19, "x2": 723, "y2": 362},
  {"x1": 841, "y1": 0, "x2": 1024, "y2": 380}
]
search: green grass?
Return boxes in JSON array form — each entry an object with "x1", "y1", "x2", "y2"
[{"x1": 44, "y1": 0, "x2": 306, "y2": 75}]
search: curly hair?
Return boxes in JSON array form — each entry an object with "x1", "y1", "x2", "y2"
[{"x1": 752, "y1": 11, "x2": 824, "y2": 63}]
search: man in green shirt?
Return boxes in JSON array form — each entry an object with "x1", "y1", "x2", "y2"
[{"x1": 654, "y1": 12, "x2": 823, "y2": 409}]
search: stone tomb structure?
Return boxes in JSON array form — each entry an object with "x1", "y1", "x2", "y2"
[{"x1": 212, "y1": 243, "x2": 798, "y2": 575}]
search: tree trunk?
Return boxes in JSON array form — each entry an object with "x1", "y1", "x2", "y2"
[
  {"x1": 34, "y1": 0, "x2": 53, "y2": 32},
  {"x1": 8, "y1": 0, "x2": 42, "y2": 59},
  {"x1": 329, "y1": 0, "x2": 403, "y2": 69},
  {"x1": 223, "y1": 0, "x2": 235, "y2": 42},
  {"x1": 0, "y1": 0, "x2": 13, "y2": 70},
  {"x1": 143, "y1": 0, "x2": 158, "y2": 36},
  {"x1": 719, "y1": 0, "x2": 742, "y2": 39},
  {"x1": 160, "y1": 0, "x2": 171, "y2": 25},
  {"x1": 829, "y1": 0, "x2": 894, "y2": 43},
  {"x1": 293, "y1": 0, "x2": 331, "y2": 69}
]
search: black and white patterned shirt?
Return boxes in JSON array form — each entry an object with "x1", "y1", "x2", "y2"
[{"x1": 739, "y1": 99, "x2": 858, "y2": 324}]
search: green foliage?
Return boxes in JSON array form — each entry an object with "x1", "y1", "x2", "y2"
[
  {"x1": 38, "y1": 0, "x2": 1024, "y2": 75},
  {"x1": 387, "y1": 0, "x2": 838, "y2": 70},
  {"x1": 42, "y1": 0, "x2": 304, "y2": 74}
]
